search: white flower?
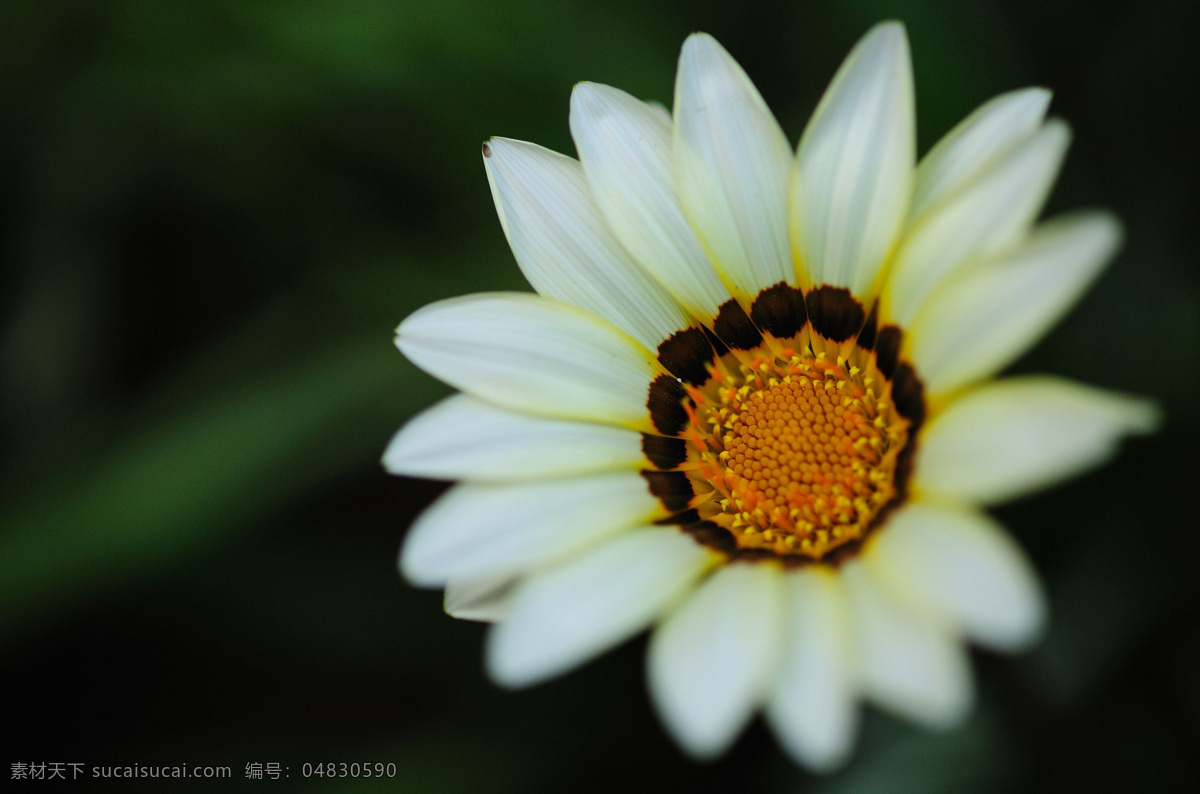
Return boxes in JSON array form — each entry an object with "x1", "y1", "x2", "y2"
[{"x1": 385, "y1": 22, "x2": 1158, "y2": 771}]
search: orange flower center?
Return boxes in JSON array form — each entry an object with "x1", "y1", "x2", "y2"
[{"x1": 685, "y1": 345, "x2": 909, "y2": 560}]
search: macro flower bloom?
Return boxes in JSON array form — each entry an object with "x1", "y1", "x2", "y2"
[{"x1": 385, "y1": 22, "x2": 1158, "y2": 770}]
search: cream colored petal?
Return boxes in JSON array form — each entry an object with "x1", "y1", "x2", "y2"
[
  {"x1": 916, "y1": 376, "x2": 1160, "y2": 505},
  {"x1": 674, "y1": 33, "x2": 794, "y2": 300},
  {"x1": 399, "y1": 472, "x2": 662, "y2": 588},
  {"x1": 645, "y1": 100, "x2": 672, "y2": 128},
  {"x1": 909, "y1": 88, "x2": 1052, "y2": 221},
  {"x1": 383, "y1": 393, "x2": 644, "y2": 482},
  {"x1": 483, "y1": 137, "x2": 691, "y2": 350},
  {"x1": 792, "y1": 21, "x2": 915, "y2": 297},
  {"x1": 648, "y1": 561, "x2": 784, "y2": 759},
  {"x1": 396, "y1": 292, "x2": 660, "y2": 432},
  {"x1": 842, "y1": 560, "x2": 973, "y2": 729},
  {"x1": 865, "y1": 503, "x2": 1046, "y2": 651},
  {"x1": 909, "y1": 212, "x2": 1122, "y2": 396},
  {"x1": 486, "y1": 527, "x2": 713, "y2": 688},
  {"x1": 885, "y1": 120, "x2": 1071, "y2": 328},
  {"x1": 766, "y1": 567, "x2": 859, "y2": 773},
  {"x1": 570, "y1": 83, "x2": 731, "y2": 321},
  {"x1": 444, "y1": 574, "x2": 517, "y2": 622}
]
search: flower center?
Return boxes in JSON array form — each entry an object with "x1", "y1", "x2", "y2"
[{"x1": 683, "y1": 344, "x2": 909, "y2": 561}]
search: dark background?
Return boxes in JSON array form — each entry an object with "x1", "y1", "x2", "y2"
[{"x1": 3, "y1": 0, "x2": 1198, "y2": 791}]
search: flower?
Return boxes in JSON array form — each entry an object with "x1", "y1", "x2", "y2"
[{"x1": 384, "y1": 22, "x2": 1158, "y2": 771}]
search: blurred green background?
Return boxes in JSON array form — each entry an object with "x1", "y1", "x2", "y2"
[{"x1": 3, "y1": 0, "x2": 1198, "y2": 791}]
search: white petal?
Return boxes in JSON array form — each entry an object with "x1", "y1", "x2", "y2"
[
  {"x1": 396, "y1": 292, "x2": 660, "y2": 432},
  {"x1": 916, "y1": 377, "x2": 1160, "y2": 505},
  {"x1": 399, "y1": 473, "x2": 662, "y2": 587},
  {"x1": 570, "y1": 83, "x2": 731, "y2": 321},
  {"x1": 864, "y1": 503, "x2": 1046, "y2": 651},
  {"x1": 842, "y1": 560, "x2": 973, "y2": 729},
  {"x1": 674, "y1": 33, "x2": 794, "y2": 300},
  {"x1": 486, "y1": 527, "x2": 714, "y2": 688},
  {"x1": 885, "y1": 120, "x2": 1071, "y2": 327},
  {"x1": 766, "y1": 567, "x2": 859, "y2": 773},
  {"x1": 645, "y1": 100, "x2": 672, "y2": 128},
  {"x1": 383, "y1": 393, "x2": 644, "y2": 482},
  {"x1": 792, "y1": 21, "x2": 915, "y2": 297},
  {"x1": 909, "y1": 88, "x2": 1052, "y2": 221},
  {"x1": 909, "y1": 212, "x2": 1122, "y2": 396},
  {"x1": 648, "y1": 561, "x2": 784, "y2": 759},
  {"x1": 444, "y1": 574, "x2": 517, "y2": 622},
  {"x1": 483, "y1": 137, "x2": 691, "y2": 350}
]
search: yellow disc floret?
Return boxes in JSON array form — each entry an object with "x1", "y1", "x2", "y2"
[{"x1": 684, "y1": 344, "x2": 909, "y2": 561}]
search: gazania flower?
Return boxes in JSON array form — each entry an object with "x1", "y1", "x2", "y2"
[{"x1": 385, "y1": 22, "x2": 1158, "y2": 770}]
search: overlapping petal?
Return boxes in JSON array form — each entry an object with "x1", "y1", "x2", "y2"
[
  {"x1": 767, "y1": 567, "x2": 859, "y2": 772},
  {"x1": 842, "y1": 561, "x2": 973, "y2": 729},
  {"x1": 674, "y1": 33, "x2": 794, "y2": 300},
  {"x1": 483, "y1": 137, "x2": 691, "y2": 349},
  {"x1": 396, "y1": 293, "x2": 661, "y2": 431},
  {"x1": 383, "y1": 393, "x2": 644, "y2": 482},
  {"x1": 570, "y1": 83, "x2": 731, "y2": 321},
  {"x1": 648, "y1": 562, "x2": 785, "y2": 759},
  {"x1": 400, "y1": 473, "x2": 663, "y2": 587},
  {"x1": 865, "y1": 503, "x2": 1045, "y2": 651},
  {"x1": 444, "y1": 574, "x2": 517, "y2": 622},
  {"x1": 916, "y1": 377, "x2": 1160, "y2": 505},
  {"x1": 909, "y1": 87, "x2": 1051, "y2": 221},
  {"x1": 885, "y1": 119, "x2": 1071, "y2": 327},
  {"x1": 908, "y1": 212, "x2": 1122, "y2": 396},
  {"x1": 792, "y1": 21, "x2": 915, "y2": 298},
  {"x1": 487, "y1": 527, "x2": 714, "y2": 688}
]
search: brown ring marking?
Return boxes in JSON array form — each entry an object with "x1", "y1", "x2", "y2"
[
  {"x1": 890, "y1": 362, "x2": 926, "y2": 425},
  {"x1": 874, "y1": 326, "x2": 902, "y2": 381},
  {"x1": 657, "y1": 327, "x2": 718, "y2": 386},
  {"x1": 712, "y1": 299, "x2": 763, "y2": 351},
  {"x1": 750, "y1": 282, "x2": 808, "y2": 339},
  {"x1": 641, "y1": 434, "x2": 689, "y2": 470},
  {"x1": 647, "y1": 374, "x2": 690, "y2": 436},
  {"x1": 641, "y1": 470, "x2": 696, "y2": 513},
  {"x1": 805, "y1": 285, "x2": 866, "y2": 343},
  {"x1": 701, "y1": 325, "x2": 730, "y2": 357},
  {"x1": 679, "y1": 520, "x2": 739, "y2": 556},
  {"x1": 856, "y1": 302, "x2": 879, "y2": 351},
  {"x1": 655, "y1": 507, "x2": 701, "y2": 527}
]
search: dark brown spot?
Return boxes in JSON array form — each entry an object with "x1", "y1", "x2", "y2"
[
  {"x1": 874, "y1": 325, "x2": 902, "y2": 380},
  {"x1": 805, "y1": 286, "x2": 866, "y2": 342},
  {"x1": 857, "y1": 302, "x2": 879, "y2": 351},
  {"x1": 647, "y1": 374, "x2": 688, "y2": 436},
  {"x1": 712, "y1": 299, "x2": 763, "y2": 350},
  {"x1": 641, "y1": 471, "x2": 695, "y2": 513},
  {"x1": 702, "y1": 325, "x2": 730, "y2": 357},
  {"x1": 893, "y1": 430, "x2": 919, "y2": 490},
  {"x1": 482, "y1": 142, "x2": 492, "y2": 157},
  {"x1": 655, "y1": 507, "x2": 701, "y2": 526},
  {"x1": 657, "y1": 327, "x2": 716, "y2": 386},
  {"x1": 750, "y1": 282, "x2": 808, "y2": 339},
  {"x1": 891, "y1": 362, "x2": 926, "y2": 426},
  {"x1": 680, "y1": 520, "x2": 738, "y2": 556},
  {"x1": 641, "y1": 434, "x2": 688, "y2": 470}
]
